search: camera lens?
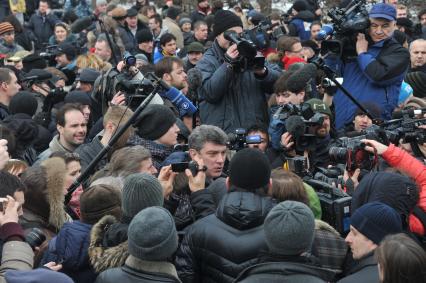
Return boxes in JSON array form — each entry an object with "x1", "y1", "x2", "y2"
[
  {"x1": 25, "y1": 228, "x2": 46, "y2": 248},
  {"x1": 329, "y1": 147, "x2": 348, "y2": 163}
]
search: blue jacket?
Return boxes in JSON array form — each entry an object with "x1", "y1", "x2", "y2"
[
  {"x1": 42, "y1": 221, "x2": 97, "y2": 283},
  {"x1": 288, "y1": 11, "x2": 315, "y2": 41},
  {"x1": 329, "y1": 37, "x2": 410, "y2": 129}
]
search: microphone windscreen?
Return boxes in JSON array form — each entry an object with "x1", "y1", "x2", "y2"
[
  {"x1": 70, "y1": 16, "x2": 94, "y2": 33},
  {"x1": 287, "y1": 63, "x2": 317, "y2": 93},
  {"x1": 187, "y1": 68, "x2": 203, "y2": 90},
  {"x1": 285, "y1": 115, "x2": 305, "y2": 139}
]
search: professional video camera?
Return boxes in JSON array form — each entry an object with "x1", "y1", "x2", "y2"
[
  {"x1": 329, "y1": 125, "x2": 389, "y2": 172},
  {"x1": 223, "y1": 30, "x2": 265, "y2": 70},
  {"x1": 273, "y1": 103, "x2": 325, "y2": 152},
  {"x1": 241, "y1": 19, "x2": 286, "y2": 50},
  {"x1": 92, "y1": 53, "x2": 197, "y2": 116},
  {"x1": 316, "y1": 0, "x2": 369, "y2": 60},
  {"x1": 381, "y1": 112, "x2": 426, "y2": 144},
  {"x1": 227, "y1": 128, "x2": 262, "y2": 151}
]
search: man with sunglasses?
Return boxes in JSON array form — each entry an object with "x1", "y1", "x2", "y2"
[{"x1": 0, "y1": 22, "x2": 24, "y2": 56}]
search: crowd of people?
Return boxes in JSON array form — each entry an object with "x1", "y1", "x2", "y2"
[{"x1": 0, "y1": 0, "x2": 426, "y2": 282}]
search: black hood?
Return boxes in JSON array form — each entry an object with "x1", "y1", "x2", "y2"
[
  {"x1": 216, "y1": 191, "x2": 274, "y2": 230},
  {"x1": 295, "y1": 10, "x2": 315, "y2": 22}
]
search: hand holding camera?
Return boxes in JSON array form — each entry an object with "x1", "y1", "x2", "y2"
[
  {"x1": 183, "y1": 159, "x2": 208, "y2": 193},
  {"x1": 158, "y1": 165, "x2": 177, "y2": 200},
  {"x1": 361, "y1": 139, "x2": 388, "y2": 155}
]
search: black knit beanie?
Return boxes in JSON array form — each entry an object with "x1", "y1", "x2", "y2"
[
  {"x1": 9, "y1": 91, "x2": 38, "y2": 116},
  {"x1": 213, "y1": 9, "x2": 243, "y2": 37},
  {"x1": 229, "y1": 148, "x2": 271, "y2": 190},
  {"x1": 292, "y1": 0, "x2": 308, "y2": 12},
  {"x1": 135, "y1": 104, "x2": 177, "y2": 141}
]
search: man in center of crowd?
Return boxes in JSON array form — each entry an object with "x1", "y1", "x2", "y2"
[{"x1": 175, "y1": 148, "x2": 274, "y2": 282}]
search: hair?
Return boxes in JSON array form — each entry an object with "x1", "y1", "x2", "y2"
[
  {"x1": 4, "y1": 14, "x2": 23, "y2": 33},
  {"x1": 3, "y1": 159, "x2": 28, "y2": 176},
  {"x1": 45, "y1": 67, "x2": 68, "y2": 82},
  {"x1": 0, "y1": 171, "x2": 26, "y2": 197},
  {"x1": 247, "y1": 123, "x2": 269, "y2": 143},
  {"x1": 375, "y1": 233, "x2": 426, "y2": 283},
  {"x1": 150, "y1": 14, "x2": 163, "y2": 27},
  {"x1": 277, "y1": 36, "x2": 301, "y2": 53},
  {"x1": 310, "y1": 21, "x2": 322, "y2": 30},
  {"x1": 108, "y1": 145, "x2": 151, "y2": 177},
  {"x1": 418, "y1": 8, "x2": 426, "y2": 20},
  {"x1": 0, "y1": 68, "x2": 13, "y2": 84},
  {"x1": 54, "y1": 22, "x2": 70, "y2": 35},
  {"x1": 76, "y1": 53, "x2": 110, "y2": 72},
  {"x1": 40, "y1": 0, "x2": 51, "y2": 7},
  {"x1": 96, "y1": 34, "x2": 112, "y2": 51},
  {"x1": 160, "y1": 33, "x2": 177, "y2": 47},
  {"x1": 396, "y1": 4, "x2": 407, "y2": 10},
  {"x1": 141, "y1": 5, "x2": 156, "y2": 17},
  {"x1": 49, "y1": 151, "x2": 81, "y2": 164},
  {"x1": 194, "y1": 20, "x2": 207, "y2": 31},
  {"x1": 56, "y1": 103, "x2": 83, "y2": 127},
  {"x1": 188, "y1": 125, "x2": 228, "y2": 152},
  {"x1": 273, "y1": 71, "x2": 293, "y2": 93},
  {"x1": 270, "y1": 12, "x2": 281, "y2": 21},
  {"x1": 270, "y1": 169, "x2": 309, "y2": 205},
  {"x1": 409, "y1": 38, "x2": 426, "y2": 52},
  {"x1": 103, "y1": 105, "x2": 134, "y2": 128},
  {"x1": 154, "y1": 56, "x2": 183, "y2": 78}
]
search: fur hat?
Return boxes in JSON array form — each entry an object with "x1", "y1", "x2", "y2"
[
  {"x1": 122, "y1": 173, "x2": 164, "y2": 220},
  {"x1": 21, "y1": 157, "x2": 68, "y2": 231},
  {"x1": 264, "y1": 201, "x2": 315, "y2": 255},
  {"x1": 111, "y1": 6, "x2": 127, "y2": 20},
  {"x1": 128, "y1": 207, "x2": 178, "y2": 261},
  {"x1": 229, "y1": 148, "x2": 271, "y2": 190},
  {"x1": 80, "y1": 184, "x2": 122, "y2": 225},
  {"x1": 213, "y1": 10, "x2": 243, "y2": 37}
]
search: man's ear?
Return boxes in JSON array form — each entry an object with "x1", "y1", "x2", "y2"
[
  {"x1": 163, "y1": 73, "x2": 171, "y2": 83},
  {"x1": 189, "y1": 148, "x2": 197, "y2": 160},
  {"x1": 57, "y1": 124, "x2": 64, "y2": 136}
]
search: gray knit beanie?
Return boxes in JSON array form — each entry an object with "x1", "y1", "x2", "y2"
[
  {"x1": 122, "y1": 173, "x2": 164, "y2": 219},
  {"x1": 128, "y1": 206, "x2": 178, "y2": 261},
  {"x1": 264, "y1": 201, "x2": 315, "y2": 255}
]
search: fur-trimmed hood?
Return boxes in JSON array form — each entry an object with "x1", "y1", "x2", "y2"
[
  {"x1": 88, "y1": 215, "x2": 129, "y2": 273},
  {"x1": 21, "y1": 157, "x2": 68, "y2": 231}
]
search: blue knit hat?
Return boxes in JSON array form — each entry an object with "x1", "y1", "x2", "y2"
[{"x1": 350, "y1": 202, "x2": 402, "y2": 245}]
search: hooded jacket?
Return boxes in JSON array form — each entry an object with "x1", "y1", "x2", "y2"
[
  {"x1": 41, "y1": 221, "x2": 96, "y2": 283},
  {"x1": 88, "y1": 215, "x2": 129, "y2": 273},
  {"x1": 175, "y1": 190, "x2": 275, "y2": 283},
  {"x1": 196, "y1": 40, "x2": 280, "y2": 133},
  {"x1": 20, "y1": 157, "x2": 70, "y2": 265}
]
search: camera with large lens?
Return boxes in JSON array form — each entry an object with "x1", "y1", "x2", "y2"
[
  {"x1": 317, "y1": 0, "x2": 369, "y2": 60},
  {"x1": 223, "y1": 30, "x2": 261, "y2": 70},
  {"x1": 227, "y1": 128, "x2": 262, "y2": 151},
  {"x1": 25, "y1": 228, "x2": 46, "y2": 249}
]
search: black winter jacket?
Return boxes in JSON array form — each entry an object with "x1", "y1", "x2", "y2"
[
  {"x1": 28, "y1": 11, "x2": 60, "y2": 50},
  {"x1": 234, "y1": 254, "x2": 335, "y2": 283},
  {"x1": 175, "y1": 190, "x2": 275, "y2": 283},
  {"x1": 337, "y1": 253, "x2": 379, "y2": 283}
]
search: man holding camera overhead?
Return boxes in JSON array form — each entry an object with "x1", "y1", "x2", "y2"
[
  {"x1": 331, "y1": 3, "x2": 410, "y2": 130},
  {"x1": 196, "y1": 10, "x2": 280, "y2": 133}
]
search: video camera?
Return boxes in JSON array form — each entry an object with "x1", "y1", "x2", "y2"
[
  {"x1": 227, "y1": 128, "x2": 262, "y2": 151},
  {"x1": 316, "y1": 0, "x2": 369, "y2": 60},
  {"x1": 273, "y1": 103, "x2": 325, "y2": 152}
]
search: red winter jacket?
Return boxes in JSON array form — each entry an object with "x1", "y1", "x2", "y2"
[{"x1": 382, "y1": 144, "x2": 426, "y2": 236}]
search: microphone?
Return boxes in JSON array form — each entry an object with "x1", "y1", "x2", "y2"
[
  {"x1": 316, "y1": 25, "x2": 334, "y2": 41},
  {"x1": 285, "y1": 115, "x2": 306, "y2": 139},
  {"x1": 286, "y1": 63, "x2": 317, "y2": 93},
  {"x1": 22, "y1": 72, "x2": 52, "y2": 81},
  {"x1": 159, "y1": 86, "x2": 197, "y2": 117},
  {"x1": 70, "y1": 15, "x2": 97, "y2": 33},
  {"x1": 392, "y1": 109, "x2": 426, "y2": 119},
  {"x1": 187, "y1": 68, "x2": 203, "y2": 91}
]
